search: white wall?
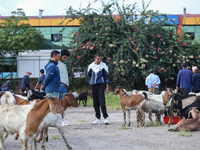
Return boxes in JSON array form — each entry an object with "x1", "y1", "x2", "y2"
[{"x1": 17, "y1": 56, "x2": 49, "y2": 78}]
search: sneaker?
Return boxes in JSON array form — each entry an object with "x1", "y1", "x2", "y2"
[
  {"x1": 104, "y1": 118, "x2": 109, "y2": 125},
  {"x1": 62, "y1": 120, "x2": 70, "y2": 126},
  {"x1": 92, "y1": 119, "x2": 102, "y2": 125}
]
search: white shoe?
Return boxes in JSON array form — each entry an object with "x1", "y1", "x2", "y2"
[
  {"x1": 104, "y1": 118, "x2": 109, "y2": 125},
  {"x1": 62, "y1": 120, "x2": 70, "y2": 126},
  {"x1": 92, "y1": 119, "x2": 102, "y2": 125}
]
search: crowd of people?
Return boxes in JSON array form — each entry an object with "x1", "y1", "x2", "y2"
[
  {"x1": 145, "y1": 62, "x2": 200, "y2": 96},
  {"x1": 1, "y1": 50, "x2": 200, "y2": 126}
]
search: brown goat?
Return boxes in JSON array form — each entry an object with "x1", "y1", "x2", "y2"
[
  {"x1": 113, "y1": 86, "x2": 146, "y2": 127},
  {"x1": 168, "y1": 107, "x2": 200, "y2": 132},
  {"x1": 37, "y1": 93, "x2": 78, "y2": 143}
]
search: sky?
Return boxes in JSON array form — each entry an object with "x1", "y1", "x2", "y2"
[{"x1": 0, "y1": 0, "x2": 199, "y2": 16}]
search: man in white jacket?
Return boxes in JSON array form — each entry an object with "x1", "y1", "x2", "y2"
[{"x1": 58, "y1": 49, "x2": 70, "y2": 126}]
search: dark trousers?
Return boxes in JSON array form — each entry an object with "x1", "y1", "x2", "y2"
[{"x1": 91, "y1": 84, "x2": 108, "y2": 119}]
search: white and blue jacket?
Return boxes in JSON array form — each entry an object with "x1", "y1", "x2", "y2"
[{"x1": 88, "y1": 62, "x2": 109, "y2": 85}]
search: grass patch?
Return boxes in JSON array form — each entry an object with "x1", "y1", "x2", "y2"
[
  {"x1": 79, "y1": 120, "x2": 87, "y2": 122},
  {"x1": 52, "y1": 135, "x2": 60, "y2": 139},
  {"x1": 118, "y1": 126, "x2": 132, "y2": 130},
  {"x1": 86, "y1": 92, "x2": 121, "y2": 110},
  {"x1": 145, "y1": 121, "x2": 162, "y2": 126},
  {"x1": 116, "y1": 134, "x2": 122, "y2": 136},
  {"x1": 178, "y1": 130, "x2": 192, "y2": 137}
]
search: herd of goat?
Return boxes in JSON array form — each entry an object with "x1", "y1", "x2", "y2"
[
  {"x1": 0, "y1": 86, "x2": 200, "y2": 149},
  {"x1": 113, "y1": 86, "x2": 200, "y2": 131}
]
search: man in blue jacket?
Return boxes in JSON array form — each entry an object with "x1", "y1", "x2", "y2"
[
  {"x1": 21, "y1": 72, "x2": 32, "y2": 92},
  {"x1": 88, "y1": 53, "x2": 109, "y2": 125},
  {"x1": 176, "y1": 63, "x2": 193, "y2": 96},
  {"x1": 41, "y1": 50, "x2": 60, "y2": 98},
  {"x1": 192, "y1": 66, "x2": 200, "y2": 93}
]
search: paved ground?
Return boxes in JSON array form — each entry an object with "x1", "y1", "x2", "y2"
[{"x1": 3, "y1": 107, "x2": 200, "y2": 150}]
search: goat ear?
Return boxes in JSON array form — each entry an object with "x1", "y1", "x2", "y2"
[{"x1": 49, "y1": 99, "x2": 57, "y2": 116}]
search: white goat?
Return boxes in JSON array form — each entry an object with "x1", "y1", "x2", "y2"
[
  {"x1": 137, "y1": 95, "x2": 166, "y2": 126},
  {"x1": 0, "y1": 96, "x2": 61, "y2": 150}
]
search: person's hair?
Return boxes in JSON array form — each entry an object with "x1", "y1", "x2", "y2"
[
  {"x1": 95, "y1": 53, "x2": 102, "y2": 58},
  {"x1": 182, "y1": 63, "x2": 187, "y2": 67},
  {"x1": 51, "y1": 50, "x2": 60, "y2": 58},
  {"x1": 40, "y1": 69, "x2": 44, "y2": 74},
  {"x1": 149, "y1": 69, "x2": 154, "y2": 73},
  {"x1": 61, "y1": 49, "x2": 70, "y2": 57}
]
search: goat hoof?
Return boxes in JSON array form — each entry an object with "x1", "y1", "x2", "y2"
[
  {"x1": 67, "y1": 145, "x2": 72, "y2": 149},
  {"x1": 127, "y1": 124, "x2": 130, "y2": 126}
]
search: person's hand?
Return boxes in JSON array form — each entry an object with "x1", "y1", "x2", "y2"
[
  {"x1": 151, "y1": 84, "x2": 155, "y2": 88},
  {"x1": 41, "y1": 85, "x2": 45, "y2": 90},
  {"x1": 176, "y1": 86, "x2": 179, "y2": 91},
  {"x1": 192, "y1": 86, "x2": 194, "y2": 89},
  {"x1": 106, "y1": 85, "x2": 109, "y2": 93}
]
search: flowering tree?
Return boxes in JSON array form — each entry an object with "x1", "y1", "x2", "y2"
[{"x1": 64, "y1": 1, "x2": 200, "y2": 89}]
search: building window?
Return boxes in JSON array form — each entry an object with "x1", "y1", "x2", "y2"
[
  {"x1": 51, "y1": 34, "x2": 62, "y2": 42},
  {"x1": 185, "y1": 32, "x2": 195, "y2": 40}
]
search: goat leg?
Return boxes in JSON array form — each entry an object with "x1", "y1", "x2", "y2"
[
  {"x1": 122, "y1": 109, "x2": 126, "y2": 126},
  {"x1": 57, "y1": 127, "x2": 72, "y2": 149},
  {"x1": 14, "y1": 134, "x2": 19, "y2": 140},
  {"x1": 141, "y1": 111, "x2": 146, "y2": 127},
  {"x1": 127, "y1": 110, "x2": 131, "y2": 126},
  {"x1": 37, "y1": 129, "x2": 44, "y2": 143}
]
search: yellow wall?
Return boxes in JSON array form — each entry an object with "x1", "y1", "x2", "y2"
[
  {"x1": 182, "y1": 17, "x2": 200, "y2": 25},
  {"x1": 0, "y1": 18, "x2": 80, "y2": 26}
]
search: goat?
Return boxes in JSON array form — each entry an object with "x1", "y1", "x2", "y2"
[
  {"x1": 181, "y1": 97, "x2": 200, "y2": 119},
  {"x1": 113, "y1": 86, "x2": 146, "y2": 127},
  {"x1": 76, "y1": 92, "x2": 88, "y2": 107},
  {"x1": 167, "y1": 94, "x2": 197, "y2": 126},
  {"x1": 2, "y1": 91, "x2": 73, "y2": 149},
  {"x1": 0, "y1": 96, "x2": 63, "y2": 150},
  {"x1": 168, "y1": 107, "x2": 200, "y2": 131},
  {"x1": 137, "y1": 94, "x2": 166, "y2": 126},
  {"x1": 36, "y1": 93, "x2": 78, "y2": 150}
]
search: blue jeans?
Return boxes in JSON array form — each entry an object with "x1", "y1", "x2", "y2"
[
  {"x1": 46, "y1": 92, "x2": 60, "y2": 100},
  {"x1": 59, "y1": 83, "x2": 67, "y2": 100},
  {"x1": 1, "y1": 87, "x2": 9, "y2": 91}
]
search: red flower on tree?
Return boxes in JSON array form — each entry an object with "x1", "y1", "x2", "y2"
[
  {"x1": 158, "y1": 34, "x2": 161, "y2": 38},
  {"x1": 107, "y1": 61, "x2": 110, "y2": 63},
  {"x1": 4, "y1": 41, "x2": 6, "y2": 44},
  {"x1": 150, "y1": 46, "x2": 154, "y2": 49},
  {"x1": 158, "y1": 70, "x2": 161, "y2": 72},
  {"x1": 143, "y1": 77, "x2": 146, "y2": 79},
  {"x1": 163, "y1": 70, "x2": 168, "y2": 73},
  {"x1": 195, "y1": 56, "x2": 199, "y2": 59},
  {"x1": 77, "y1": 56, "x2": 80, "y2": 59},
  {"x1": 108, "y1": 57, "x2": 111, "y2": 60},
  {"x1": 165, "y1": 78, "x2": 168, "y2": 81}
]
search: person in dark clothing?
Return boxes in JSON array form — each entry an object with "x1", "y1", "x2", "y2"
[
  {"x1": 35, "y1": 69, "x2": 46, "y2": 92},
  {"x1": 1, "y1": 80, "x2": 12, "y2": 91},
  {"x1": 21, "y1": 72, "x2": 32, "y2": 93},
  {"x1": 41, "y1": 50, "x2": 60, "y2": 99},
  {"x1": 176, "y1": 63, "x2": 193, "y2": 96},
  {"x1": 192, "y1": 66, "x2": 200, "y2": 93},
  {"x1": 88, "y1": 53, "x2": 109, "y2": 125}
]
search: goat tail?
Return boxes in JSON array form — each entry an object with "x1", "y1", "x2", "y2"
[{"x1": 142, "y1": 92, "x2": 148, "y2": 100}]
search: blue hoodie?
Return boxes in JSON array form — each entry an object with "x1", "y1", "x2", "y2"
[
  {"x1": 88, "y1": 61, "x2": 109, "y2": 85},
  {"x1": 43, "y1": 60, "x2": 60, "y2": 93}
]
